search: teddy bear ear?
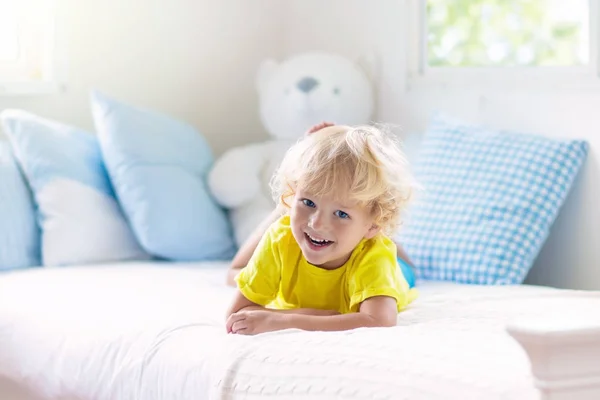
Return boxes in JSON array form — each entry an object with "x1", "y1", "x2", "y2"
[
  {"x1": 256, "y1": 59, "x2": 279, "y2": 93},
  {"x1": 355, "y1": 52, "x2": 380, "y2": 83}
]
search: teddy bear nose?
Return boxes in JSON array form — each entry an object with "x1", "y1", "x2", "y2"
[{"x1": 297, "y1": 76, "x2": 319, "y2": 93}]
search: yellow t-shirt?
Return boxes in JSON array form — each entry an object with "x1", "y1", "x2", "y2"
[{"x1": 235, "y1": 215, "x2": 418, "y2": 314}]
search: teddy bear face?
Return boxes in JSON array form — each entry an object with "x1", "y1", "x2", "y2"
[{"x1": 258, "y1": 53, "x2": 374, "y2": 141}]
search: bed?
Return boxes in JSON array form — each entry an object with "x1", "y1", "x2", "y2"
[{"x1": 1, "y1": 261, "x2": 599, "y2": 400}]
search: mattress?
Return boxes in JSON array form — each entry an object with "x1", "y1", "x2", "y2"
[{"x1": 1, "y1": 261, "x2": 599, "y2": 400}]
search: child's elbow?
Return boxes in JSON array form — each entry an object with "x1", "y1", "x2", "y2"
[
  {"x1": 366, "y1": 313, "x2": 397, "y2": 328},
  {"x1": 377, "y1": 317, "x2": 398, "y2": 328},
  {"x1": 358, "y1": 297, "x2": 399, "y2": 328},
  {"x1": 360, "y1": 315, "x2": 397, "y2": 328},
  {"x1": 226, "y1": 267, "x2": 241, "y2": 287}
]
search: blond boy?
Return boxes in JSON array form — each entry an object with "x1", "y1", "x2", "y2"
[{"x1": 225, "y1": 125, "x2": 417, "y2": 334}]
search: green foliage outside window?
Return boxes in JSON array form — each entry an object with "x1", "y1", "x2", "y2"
[{"x1": 427, "y1": 0, "x2": 589, "y2": 67}]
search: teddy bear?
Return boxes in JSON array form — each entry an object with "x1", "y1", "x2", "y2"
[{"x1": 208, "y1": 52, "x2": 375, "y2": 247}]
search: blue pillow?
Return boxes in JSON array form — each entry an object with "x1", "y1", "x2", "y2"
[
  {"x1": 90, "y1": 91, "x2": 236, "y2": 261},
  {"x1": 0, "y1": 141, "x2": 40, "y2": 270},
  {"x1": 1, "y1": 110, "x2": 148, "y2": 266},
  {"x1": 397, "y1": 113, "x2": 588, "y2": 285}
]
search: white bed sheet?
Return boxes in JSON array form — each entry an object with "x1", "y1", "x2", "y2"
[{"x1": 1, "y1": 261, "x2": 599, "y2": 400}]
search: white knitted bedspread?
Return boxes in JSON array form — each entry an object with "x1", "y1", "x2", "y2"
[{"x1": 1, "y1": 262, "x2": 598, "y2": 400}]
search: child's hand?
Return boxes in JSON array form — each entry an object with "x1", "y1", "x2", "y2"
[
  {"x1": 304, "y1": 121, "x2": 334, "y2": 136},
  {"x1": 226, "y1": 309, "x2": 286, "y2": 335}
]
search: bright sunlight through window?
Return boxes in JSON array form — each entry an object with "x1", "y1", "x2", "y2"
[
  {"x1": 0, "y1": 3, "x2": 19, "y2": 61},
  {"x1": 0, "y1": 0, "x2": 57, "y2": 92},
  {"x1": 426, "y1": 0, "x2": 589, "y2": 67}
]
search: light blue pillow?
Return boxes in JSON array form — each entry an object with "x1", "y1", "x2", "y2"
[
  {"x1": 90, "y1": 91, "x2": 236, "y2": 261},
  {"x1": 397, "y1": 113, "x2": 588, "y2": 285},
  {"x1": 1, "y1": 110, "x2": 148, "y2": 266},
  {"x1": 0, "y1": 141, "x2": 40, "y2": 270}
]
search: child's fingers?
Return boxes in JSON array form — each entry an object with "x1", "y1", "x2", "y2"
[
  {"x1": 305, "y1": 126, "x2": 318, "y2": 135},
  {"x1": 311, "y1": 122, "x2": 326, "y2": 132},
  {"x1": 314, "y1": 121, "x2": 334, "y2": 131},
  {"x1": 226, "y1": 312, "x2": 246, "y2": 333},
  {"x1": 232, "y1": 320, "x2": 248, "y2": 333},
  {"x1": 306, "y1": 121, "x2": 335, "y2": 135}
]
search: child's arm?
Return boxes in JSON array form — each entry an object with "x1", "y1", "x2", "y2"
[
  {"x1": 226, "y1": 291, "x2": 339, "y2": 323},
  {"x1": 226, "y1": 296, "x2": 396, "y2": 335},
  {"x1": 226, "y1": 290, "x2": 261, "y2": 317},
  {"x1": 226, "y1": 207, "x2": 284, "y2": 286},
  {"x1": 226, "y1": 291, "x2": 340, "y2": 333},
  {"x1": 278, "y1": 296, "x2": 397, "y2": 331}
]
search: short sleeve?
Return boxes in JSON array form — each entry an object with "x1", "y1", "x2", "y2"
[
  {"x1": 347, "y1": 236, "x2": 418, "y2": 313},
  {"x1": 234, "y1": 222, "x2": 283, "y2": 306}
]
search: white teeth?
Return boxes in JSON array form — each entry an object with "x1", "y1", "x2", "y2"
[{"x1": 306, "y1": 233, "x2": 331, "y2": 244}]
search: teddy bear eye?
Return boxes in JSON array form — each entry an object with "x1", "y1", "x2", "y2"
[{"x1": 333, "y1": 87, "x2": 340, "y2": 95}]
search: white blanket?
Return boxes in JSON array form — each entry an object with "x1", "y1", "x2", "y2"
[{"x1": 1, "y1": 262, "x2": 599, "y2": 400}]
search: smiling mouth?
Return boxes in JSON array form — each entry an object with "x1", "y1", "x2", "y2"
[{"x1": 305, "y1": 232, "x2": 334, "y2": 248}]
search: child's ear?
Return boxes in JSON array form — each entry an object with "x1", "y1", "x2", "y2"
[{"x1": 364, "y1": 224, "x2": 381, "y2": 239}]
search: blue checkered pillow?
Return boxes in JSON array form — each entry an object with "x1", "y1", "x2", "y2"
[{"x1": 398, "y1": 113, "x2": 588, "y2": 284}]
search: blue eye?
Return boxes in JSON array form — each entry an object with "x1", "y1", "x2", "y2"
[
  {"x1": 335, "y1": 210, "x2": 350, "y2": 219},
  {"x1": 302, "y1": 199, "x2": 316, "y2": 208}
]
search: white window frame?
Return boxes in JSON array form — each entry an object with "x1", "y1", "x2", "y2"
[
  {"x1": 0, "y1": 0, "x2": 65, "y2": 96},
  {"x1": 405, "y1": 0, "x2": 600, "y2": 91}
]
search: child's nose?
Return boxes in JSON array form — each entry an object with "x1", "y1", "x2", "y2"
[{"x1": 309, "y1": 211, "x2": 328, "y2": 231}]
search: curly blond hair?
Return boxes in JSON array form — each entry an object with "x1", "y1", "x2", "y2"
[{"x1": 271, "y1": 124, "x2": 415, "y2": 234}]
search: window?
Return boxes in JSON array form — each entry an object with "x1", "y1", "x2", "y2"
[
  {"x1": 0, "y1": 0, "x2": 60, "y2": 94},
  {"x1": 407, "y1": 0, "x2": 597, "y2": 88}
]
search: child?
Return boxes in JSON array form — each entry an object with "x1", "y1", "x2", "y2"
[
  {"x1": 225, "y1": 124, "x2": 418, "y2": 335},
  {"x1": 225, "y1": 122, "x2": 416, "y2": 288}
]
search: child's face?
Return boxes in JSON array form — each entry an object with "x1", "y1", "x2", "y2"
[{"x1": 290, "y1": 188, "x2": 380, "y2": 269}]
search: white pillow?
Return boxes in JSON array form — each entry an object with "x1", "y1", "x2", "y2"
[{"x1": 1, "y1": 110, "x2": 148, "y2": 266}]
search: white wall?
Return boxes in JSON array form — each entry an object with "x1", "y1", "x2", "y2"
[
  {"x1": 283, "y1": 0, "x2": 599, "y2": 290},
  {"x1": 0, "y1": 0, "x2": 284, "y2": 155},
  {"x1": 283, "y1": 0, "x2": 407, "y2": 125}
]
